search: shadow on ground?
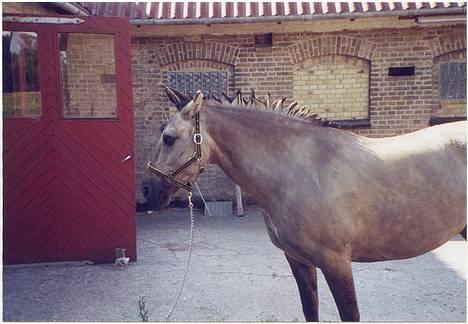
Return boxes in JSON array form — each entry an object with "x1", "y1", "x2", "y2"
[{"x1": 3, "y1": 208, "x2": 466, "y2": 322}]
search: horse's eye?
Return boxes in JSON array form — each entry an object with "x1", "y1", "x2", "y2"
[{"x1": 163, "y1": 134, "x2": 176, "y2": 146}]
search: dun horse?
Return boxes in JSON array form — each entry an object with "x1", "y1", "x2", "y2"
[{"x1": 141, "y1": 86, "x2": 466, "y2": 322}]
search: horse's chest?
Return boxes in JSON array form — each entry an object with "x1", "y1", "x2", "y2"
[
  {"x1": 261, "y1": 210, "x2": 320, "y2": 265},
  {"x1": 262, "y1": 211, "x2": 338, "y2": 266},
  {"x1": 261, "y1": 210, "x2": 283, "y2": 249}
]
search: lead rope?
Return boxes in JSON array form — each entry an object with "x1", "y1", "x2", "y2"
[
  {"x1": 159, "y1": 105, "x2": 193, "y2": 321},
  {"x1": 160, "y1": 105, "x2": 203, "y2": 321},
  {"x1": 165, "y1": 191, "x2": 195, "y2": 322}
]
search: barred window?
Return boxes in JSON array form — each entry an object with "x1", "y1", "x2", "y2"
[
  {"x1": 439, "y1": 62, "x2": 466, "y2": 100},
  {"x1": 168, "y1": 71, "x2": 228, "y2": 98}
]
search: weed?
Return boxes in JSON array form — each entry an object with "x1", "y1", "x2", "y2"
[{"x1": 138, "y1": 296, "x2": 149, "y2": 322}]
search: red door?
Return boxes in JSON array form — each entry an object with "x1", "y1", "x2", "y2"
[{"x1": 3, "y1": 15, "x2": 136, "y2": 264}]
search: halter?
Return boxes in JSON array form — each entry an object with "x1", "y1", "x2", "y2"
[{"x1": 146, "y1": 112, "x2": 203, "y2": 192}]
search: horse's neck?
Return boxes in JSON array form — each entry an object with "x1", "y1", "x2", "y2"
[{"x1": 202, "y1": 105, "x2": 330, "y2": 207}]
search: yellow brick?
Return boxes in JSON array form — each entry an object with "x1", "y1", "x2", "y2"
[{"x1": 293, "y1": 55, "x2": 370, "y2": 120}]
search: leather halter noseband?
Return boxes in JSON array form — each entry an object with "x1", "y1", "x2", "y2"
[{"x1": 146, "y1": 112, "x2": 203, "y2": 192}]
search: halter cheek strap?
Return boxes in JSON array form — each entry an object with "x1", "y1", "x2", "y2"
[{"x1": 146, "y1": 112, "x2": 203, "y2": 192}]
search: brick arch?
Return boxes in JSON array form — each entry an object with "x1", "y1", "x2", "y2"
[
  {"x1": 429, "y1": 33, "x2": 466, "y2": 59},
  {"x1": 156, "y1": 42, "x2": 239, "y2": 67},
  {"x1": 288, "y1": 36, "x2": 376, "y2": 64}
]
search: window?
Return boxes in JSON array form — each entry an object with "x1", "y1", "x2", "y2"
[
  {"x1": 168, "y1": 71, "x2": 228, "y2": 98},
  {"x1": 59, "y1": 33, "x2": 117, "y2": 119},
  {"x1": 432, "y1": 50, "x2": 467, "y2": 120},
  {"x1": 439, "y1": 62, "x2": 466, "y2": 100},
  {"x1": 388, "y1": 66, "x2": 415, "y2": 76},
  {"x1": 2, "y1": 31, "x2": 41, "y2": 118},
  {"x1": 293, "y1": 55, "x2": 370, "y2": 121}
]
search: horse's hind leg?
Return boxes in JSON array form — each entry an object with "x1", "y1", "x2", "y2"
[
  {"x1": 321, "y1": 258, "x2": 360, "y2": 322},
  {"x1": 285, "y1": 253, "x2": 319, "y2": 322}
]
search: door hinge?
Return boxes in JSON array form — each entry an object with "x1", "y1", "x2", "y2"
[{"x1": 3, "y1": 17, "x2": 85, "y2": 24}]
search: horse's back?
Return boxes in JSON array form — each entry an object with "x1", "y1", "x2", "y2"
[
  {"x1": 364, "y1": 120, "x2": 466, "y2": 161},
  {"x1": 419, "y1": 120, "x2": 466, "y2": 149},
  {"x1": 348, "y1": 121, "x2": 466, "y2": 262}
]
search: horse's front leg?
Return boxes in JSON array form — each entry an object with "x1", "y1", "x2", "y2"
[
  {"x1": 321, "y1": 257, "x2": 360, "y2": 322},
  {"x1": 285, "y1": 253, "x2": 319, "y2": 322}
]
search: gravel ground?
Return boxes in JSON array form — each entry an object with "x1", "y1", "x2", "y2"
[{"x1": 3, "y1": 207, "x2": 466, "y2": 322}]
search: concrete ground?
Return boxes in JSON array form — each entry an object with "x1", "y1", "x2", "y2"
[{"x1": 3, "y1": 208, "x2": 466, "y2": 322}]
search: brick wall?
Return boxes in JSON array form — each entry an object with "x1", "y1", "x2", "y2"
[{"x1": 132, "y1": 24, "x2": 466, "y2": 203}]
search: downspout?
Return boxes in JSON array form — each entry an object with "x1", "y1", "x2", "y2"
[
  {"x1": 130, "y1": 7, "x2": 466, "y2": 25},
  {"x1": 48, "y1": 2, "x2": 90, "y2": 16}
]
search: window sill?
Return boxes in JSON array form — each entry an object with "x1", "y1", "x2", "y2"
[
  {"x1": 429, "y1": 116, "x2": 467, "y2": 126},
  {"x1": 332, "y1": 118, "x2": 371, "y2": 129}
]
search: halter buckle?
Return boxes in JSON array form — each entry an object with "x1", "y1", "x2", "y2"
[{"x1": 193, "y1": 133, "x2": 203, "y2": 144}]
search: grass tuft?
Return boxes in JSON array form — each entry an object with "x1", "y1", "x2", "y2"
[{"x1": 138, "y1": 296, "x2": 149, "y2": 322}]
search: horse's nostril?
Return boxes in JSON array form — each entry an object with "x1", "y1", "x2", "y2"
[{"x1": 143, "y1": 186, "x2": 150, "y2": 197}]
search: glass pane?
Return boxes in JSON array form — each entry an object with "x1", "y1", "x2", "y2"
[
  {"x1": 59, "y1": 33, "x2": 117, "y2": 119},
  {"x1": 2, "y1": 31, "x2": 41, "y2": 118}
]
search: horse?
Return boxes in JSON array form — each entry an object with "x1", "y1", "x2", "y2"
[{"x1": 140, "y1": 85, "x2": 467, "y2": 322}]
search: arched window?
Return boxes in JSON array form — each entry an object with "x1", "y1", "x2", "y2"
[
  {"x1": 431, "y1": 50, "x2": 466, "y2": 124},
  {"x1": 293, "y1": 55, "x2": 370, "y2": 121}
]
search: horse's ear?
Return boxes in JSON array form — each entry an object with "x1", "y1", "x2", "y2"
[
  {"x1": 181, "y1": 90, "x2": 203, "y2": 119},
  {"x1": 161, "y1": 84, "x2": 191, "y2": 110}
]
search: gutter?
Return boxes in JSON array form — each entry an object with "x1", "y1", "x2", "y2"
[
  {"x1": 48, "y1": 2, "x2": 90, "y2": 16},
  {"x1": 130, "y1": 7, "x2": 466, "y2": 25}
]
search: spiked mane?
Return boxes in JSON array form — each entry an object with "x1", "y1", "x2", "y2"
[{"x1": 204, "y1": 90, "x2": 336, "y2": 127}]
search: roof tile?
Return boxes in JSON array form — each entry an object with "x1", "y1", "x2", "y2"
[{"x1": 81, "y1": 2, "x2": 466, "y2": 20}]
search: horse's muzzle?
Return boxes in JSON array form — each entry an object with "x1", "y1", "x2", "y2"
[{"x1": 137, "y1": 177, "x2": 177, "y2": 212}]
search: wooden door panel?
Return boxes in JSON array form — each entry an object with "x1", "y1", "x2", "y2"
[{"x1": 3, "y1": 15, "x2": 135, "y2": 265}]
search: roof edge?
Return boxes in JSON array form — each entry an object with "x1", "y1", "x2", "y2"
[
  {"x1": 47, "y1": 2, "x2": 90, "y2": 16},
  {"x1": 130, "y1": 7, "x2": 466, "y2": 26}
]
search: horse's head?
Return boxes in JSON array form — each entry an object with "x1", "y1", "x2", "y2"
[{"x1": 140, "y1": 86, "x2": 208, "y2": 211}]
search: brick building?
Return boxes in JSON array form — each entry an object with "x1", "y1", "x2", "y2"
[{"x1": 4, "y1": 2, "x2": 467, "y2": 206}]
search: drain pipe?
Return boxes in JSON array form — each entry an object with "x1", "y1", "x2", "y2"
[{"x1": 48, "y1": 2, "x2": 90, "y2": 16}]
